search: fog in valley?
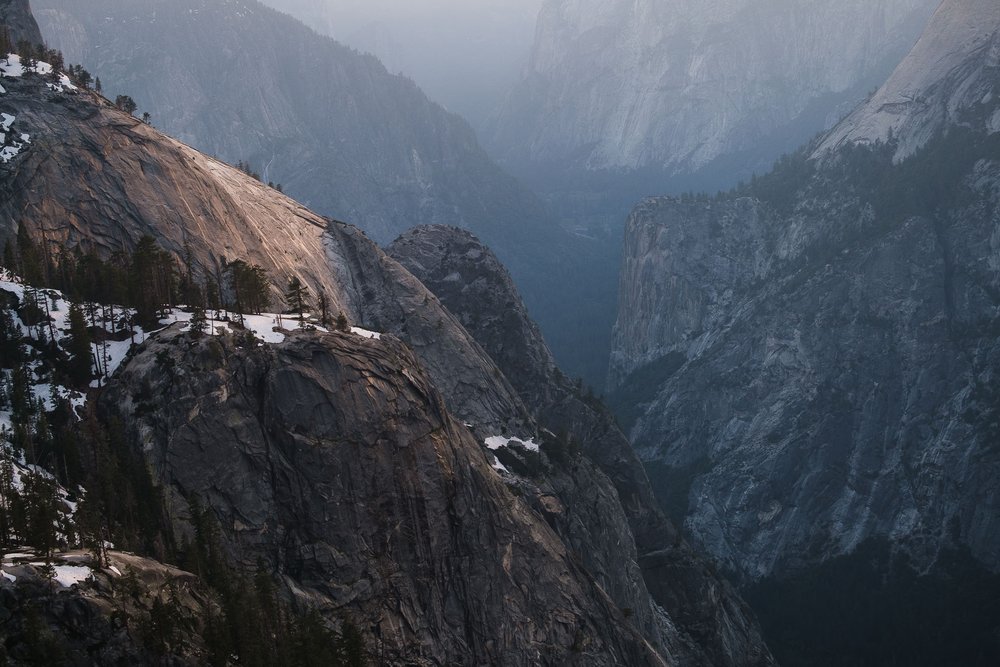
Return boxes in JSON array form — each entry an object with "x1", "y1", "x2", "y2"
[{"x1": 259, "y1": 0, "x2": 543, "y2": 129}]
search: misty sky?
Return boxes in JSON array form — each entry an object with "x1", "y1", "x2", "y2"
[{"x1": 259, "y1": 0, "x2": 545, "y2": 129}]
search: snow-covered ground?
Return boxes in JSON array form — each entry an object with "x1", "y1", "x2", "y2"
[
  {"x1": 0, "y1": 53, "x2": 76, "y2": 91},
  {"x1": 51, "y1": 563, "x2": 93, "y2": 588},
  {"x1": 1, "y1": 52, "x2": 76, "y2": 163},
  {"x1": 351, "y1": 326, "x2": 381, "y2": 340}
]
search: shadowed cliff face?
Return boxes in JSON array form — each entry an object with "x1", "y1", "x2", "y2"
[
  {"x1": 610, "y1": 0, "x2": 1000, "y2": 580},
  {"x1": 0, "y1": 0, "x2": 42, "y2": 46},
  {"x1": 390, "y1": 225, "x2": 776, "y2": 667},
  {"x1": 102, "y1": 329, "x2": 669, "y2": 666}
]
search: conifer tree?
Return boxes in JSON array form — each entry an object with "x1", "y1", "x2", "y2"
[
  {"x1": 190, "y1": 306, "x2": 208, "y2": 337},
  {"x1": 0, "y1": 27, "x2": 12, "y2": 57},
  {"x1": 66, "y1": 303, "x2": 93, "y2": 386},
  {"x1": 285, "y1": 277, "x2": 310, "y2": 326},
  {"x1": 317, "y1": 291, "x2": 331, "y2": 327},
  {"x1": 2, "y1": 241, "x2": 14, "y2": 272},
  {"x1": 16, "y1": 222, "x2": 42, "y2": 284}
]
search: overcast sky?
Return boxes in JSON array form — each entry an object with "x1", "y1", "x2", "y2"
[{"x1": 259, "y1": 0, "x2": 545, "y2": 129}]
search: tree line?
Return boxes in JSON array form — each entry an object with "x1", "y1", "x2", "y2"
[{"x1": 3, "y1": 223, "x2": 345, "y2": 332}]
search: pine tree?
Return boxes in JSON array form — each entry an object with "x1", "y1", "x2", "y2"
[
  {"x1": 285, "y1": 277, "x2": 310, "y2": 326},
  {"x1": 114, "y1": 95, "x2": 138, "y2": 116},
  {"x1": 317, "y1": 291, "x2": 331, "y2": 327},
  {"x1": 2, "y1": 241, "x2": 14, "y2": 272},
  {"x1": 190, "y1": 306, "x2": 208, "y2": 337},
  {"x1": 66, "y1": 303, "x2": 93, "y2": 386},
  {"x1": 336, "y1": 313, "x2": 350, "y2": 333},
  {"x1": 224, "y1": 260, "x2": 269, "y2": 322},
  {"x1": 16, "y1": 222, "x2": 42, "y2": 284},
  {"x1": 95, "y1": 77, "x2": 102, "y2": 94},
  {"x1": 0, "y1": 27, "x2": 12, "y2": 57}
]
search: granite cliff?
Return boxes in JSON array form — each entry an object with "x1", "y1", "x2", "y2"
[
  {"x1": 818, "y1": 0, "x2": 1000, "y2": 160},
  {"x1": 102, "y1": 328, "x2": 670, "y2": 665},
  {"x1": 390, "y1": 225, "x2": 774, "y2": 666},
  {"x1": 610, "y1": 2, "x2": 1000, "y2": 659},
  {"x1": 611, "y1": 0, "x2": 1000, "y2": 578},
  {"x1": 609, "y1": 0, "x2": 1000, "y2": 665},
  {"x1": 32, "y1": 0, "x2": 617, "y2": 386}
]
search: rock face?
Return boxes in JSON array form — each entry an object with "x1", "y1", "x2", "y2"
[
  {"x1": 103, "y1": 328, "x2": 668, "y2": 665},
  {"x1": 610, "y1": 0, "x2": 1000, "y2": 580},
  {"x1": 389, "y1": 225, "x2": 775, "y2": 667},
  {"x1": 0, "y1": 75, "x2": 348, "y2": 311},
  {"x1": 490, "y1": 0, "x2": 938, "y2": 176},
  {"x1": 0, "y1": 0, "x2": 42, "y2": 46},
  {"x1": 817, "y1": 0, "x2": 1000, "y2": 160}
]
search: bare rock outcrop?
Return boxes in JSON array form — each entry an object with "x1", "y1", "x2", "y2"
[
  {"x1": 390, "y1": 225, "x2": 775, "y2": 667},
  {"x1": 102, "y1": 328, "x2": 669, "y2": 666}
]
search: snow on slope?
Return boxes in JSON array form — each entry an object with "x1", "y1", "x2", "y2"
[{"x1": 1, "y1": 53, "x2": 76, "y2": 162}]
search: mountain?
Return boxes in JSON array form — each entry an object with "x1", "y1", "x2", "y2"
[
  {"x1": 389, "y1": 225, "x2": 774, "y2": 666},
  {"x1": 0, "y1": 0, "x2": 42, "y2": 46},
  {"x1": 610, "y1": 0, "x2": 1000, "y2": 662},
  {"x1": 490, "y1": 0, "x2": 939, "y2": 179},
  {"x1": 32, "y1": 0, "x2": 615, "y2": 387},
  {"x1": 0, "y1": 34, "x2": 772, "y2": 663}
]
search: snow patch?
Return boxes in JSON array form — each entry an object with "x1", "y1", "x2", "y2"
[
  {"x1": 1, "y1": 570, "x2": 14, "y2": 583},
  {"x1": 484, "y1": 435, "x2": 540, "y2": 453},
  {"x1": 52, "y1": 564, "x2": 93, "y2": 588},
  {"x1": 0, "y1": 112, "x2": 29, "y2": 163},
  {"x1": 351, "y1": 326, "x2": 382, "y2": 340},
  {"x1": 0, "y1": 54, "x2": 76, "y2": 92}
]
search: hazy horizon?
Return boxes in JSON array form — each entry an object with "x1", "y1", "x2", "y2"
[{"x1": 259, "y1": 0, "x2": 544, "y2": 130}]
